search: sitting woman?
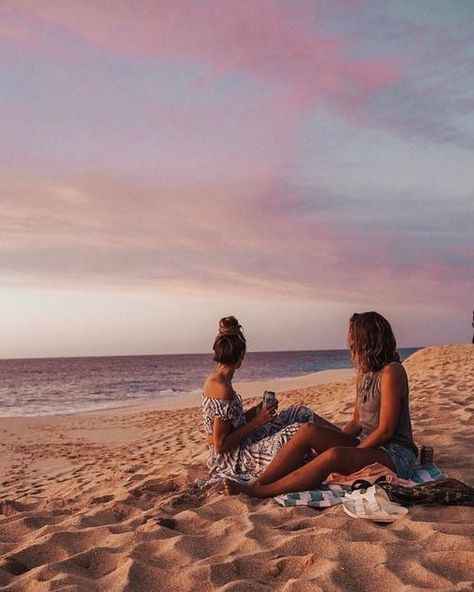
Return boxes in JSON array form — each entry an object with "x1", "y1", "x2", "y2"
[
  {"x1": 226, "y1": 311, "x2": 418, "y2": 497},
  {"x1": 202, "y1": 316, "x2": 316, "y2": 483}
]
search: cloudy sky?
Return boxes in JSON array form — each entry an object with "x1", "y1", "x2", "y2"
[{"x1": 1, "y1": 1, "x2": 473, "y2": 358}]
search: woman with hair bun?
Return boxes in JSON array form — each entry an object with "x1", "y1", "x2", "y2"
[
  {"x1": 202, "y1": 316, "x2": 316, "y2": 483},
  {"x1": 226, "y1": 311, "x2": 418, "y2": 497}
]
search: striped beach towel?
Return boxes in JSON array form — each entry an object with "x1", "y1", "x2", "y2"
[{"x1": 274, "y1": 463, "x2": 446, "y2": 508}]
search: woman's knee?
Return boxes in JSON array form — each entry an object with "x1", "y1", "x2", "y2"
[
  {"x1": 297, "y1": 422, "x2": 318, "y2": 439},
  {"x1": 290, "y1": 422, "x2": 316, "y2": 446},
  {"x1": 323, "y1": 446, "x2": 348, "y2": 464}
]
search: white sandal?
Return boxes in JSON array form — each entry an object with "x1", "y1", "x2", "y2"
[{"x1": 342, "y1": 485, "x2": 408, "y2": 523}]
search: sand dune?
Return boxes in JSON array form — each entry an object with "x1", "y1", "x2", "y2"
[{"x1": 0, "y1": 345, "x2": 473, "y2": 591}]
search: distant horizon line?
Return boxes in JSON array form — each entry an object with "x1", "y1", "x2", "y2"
[{"x1": 0, "y1": 345, "x2": 423, "y2": 363}]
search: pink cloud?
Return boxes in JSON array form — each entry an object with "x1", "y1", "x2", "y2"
[
  {"x1": 0, "y1": 1, "x2": 409, "y2": 196},
  {"x1": 1, "y1": 168, "x2": 471, "y2": 310},
  {"x1": 0, "y1": 1, "x2": 401, "y2": 116},
  {"x1": 1, "y1": 2, "x2": 471, "y2": 318}
]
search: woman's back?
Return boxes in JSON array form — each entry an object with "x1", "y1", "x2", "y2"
[{"x1": 358, "y1": 362, "x2": 417, "y2": 454}]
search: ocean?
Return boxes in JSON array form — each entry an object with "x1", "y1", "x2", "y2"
[{"x1": 0, "y1": 348, "x2": 419, "y2": 417}]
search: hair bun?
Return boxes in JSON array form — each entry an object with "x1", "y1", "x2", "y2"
[
  {"x1": 213, "y1": 316, "x2": 246, "y2": 365},
  {"x1": 218, "y1": 316, "x2": 242, "y2": 336}
]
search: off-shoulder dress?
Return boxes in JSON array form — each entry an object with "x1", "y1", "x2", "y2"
[{"x1": 202, "y1": 393, "x2": 314, "y2": 483}]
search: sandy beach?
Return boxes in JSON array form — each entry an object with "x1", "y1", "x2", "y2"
[{"x1": 0, "y1": 344, "x2": 473, "y2": 591}]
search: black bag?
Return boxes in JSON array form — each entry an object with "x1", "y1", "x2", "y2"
[{"x1": 378, "y1": 478, "x2": 474, "y2": 507}]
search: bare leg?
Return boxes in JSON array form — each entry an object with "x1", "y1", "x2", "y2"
[
  {"x1": 257, "y1": 423, "x2": 359, "y2": 486},
  {"x1": 227, "y1": 446, "x2": 395, "y2": 498}
]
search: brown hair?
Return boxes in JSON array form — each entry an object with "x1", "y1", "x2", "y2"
[
  {"x1": 348, "y1": 311, "x2": 399, "y2": 373},
  {"x1": 213, "y1": 316, "x2": 246, "y2": 365}
]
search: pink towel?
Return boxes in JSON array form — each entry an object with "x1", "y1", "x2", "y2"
[{"x1": 326, "y1": 462, "x2": 414, "y2": 487}]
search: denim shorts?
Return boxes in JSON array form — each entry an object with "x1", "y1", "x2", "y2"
[{"x1": 380, "y1": 441, "x2": 417, "y2": 479}]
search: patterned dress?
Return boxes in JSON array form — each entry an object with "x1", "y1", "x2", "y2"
[{"x1": 202, "y1": 393, "x2": 314, "y2": 483}]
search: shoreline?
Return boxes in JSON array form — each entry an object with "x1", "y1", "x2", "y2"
[{"x1": 0, "y1": 367, "x2": 355, "y2": 420}]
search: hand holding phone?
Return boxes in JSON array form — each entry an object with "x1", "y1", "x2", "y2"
[{"x1": 262, "y1": 390, "x2": 278, "y2": 410}]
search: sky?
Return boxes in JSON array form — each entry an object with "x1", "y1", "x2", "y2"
[{"x1": 1, "y1": 1, "x2": 473, "y2": 359}]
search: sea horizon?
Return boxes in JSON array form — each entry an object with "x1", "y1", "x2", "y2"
[
  {"x1": 0, "y1": 347, "x2": 420, "y2": 418},
  {"x1": 0, "y1": 345, "x2": 424, "y2": 363}
]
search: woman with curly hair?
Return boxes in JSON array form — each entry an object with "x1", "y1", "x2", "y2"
[
  {"x1": 226, "y1": 311, "x2": 418, "y2": 497},
  {"x1": 202, "y1": 316, "x2": 317, "y2": 484}
]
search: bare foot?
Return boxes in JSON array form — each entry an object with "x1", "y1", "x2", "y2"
[{"x1": 224, "y1": 479, "x2": 254, "y2": 496}]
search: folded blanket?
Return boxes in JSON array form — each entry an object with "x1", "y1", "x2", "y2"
[
  {"x1": 273, "y1": 463, "x2": 446, "y2": 508},
  {"x1": 326, "y1": 462, "x2": 413, "y2": 487}
]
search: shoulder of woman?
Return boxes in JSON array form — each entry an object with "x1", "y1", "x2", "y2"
[
  {"x1": 203, "y1": 376, "x2": 234, "y2": 400},
  {"x1": 380, "y1": 362, "x2": 407, "y2": 384}
]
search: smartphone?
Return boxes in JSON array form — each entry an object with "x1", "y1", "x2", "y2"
[{"x1": 263, "y1": 390, "x2": 277, "y2": 409}]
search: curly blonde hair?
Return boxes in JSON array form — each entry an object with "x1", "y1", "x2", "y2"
[{"x1": 348, "y1": 311, "x2": 399, "y2": 373}]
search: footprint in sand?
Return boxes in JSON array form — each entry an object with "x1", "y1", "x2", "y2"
[
  {"x1": 91, "y1": 494, "x2": 115, "y2": 504},
  {"x1": 0, "y1": 556, "x2": 30, "y2": 576}
]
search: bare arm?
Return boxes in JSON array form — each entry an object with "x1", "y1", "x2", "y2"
[
  {"x1": 204, "y1": 373, "x2": 276, "y2": 452},
  {"x1": 244, "y1": 403, "x2": 260, "y2": 422},
  {"x1": 213, "y1": 405, "x2": 274, "y2": 453},
  {"x1": 206, "y1": 401, "x2": 277, "y2": 446},
  {"x1": 357, "y1": 364, "x2": 405, "y2": 449}
]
